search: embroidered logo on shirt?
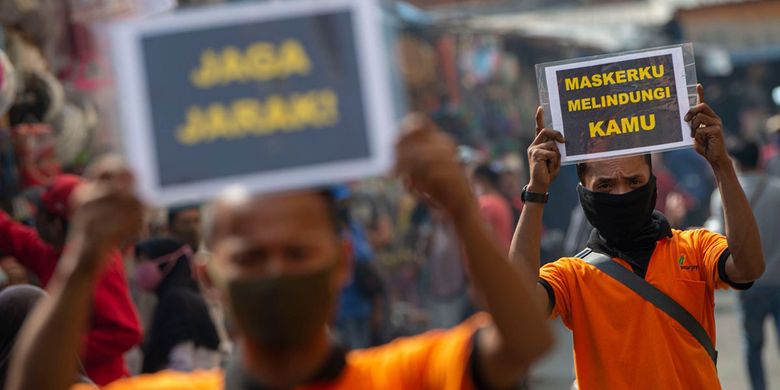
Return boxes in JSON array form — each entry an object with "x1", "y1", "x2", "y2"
[{"x1": 678, "y1": 255, "x2": 699, "y2": 270}]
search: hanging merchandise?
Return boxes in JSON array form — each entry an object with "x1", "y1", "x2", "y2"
[
  {"x1": 51, "y1": 93, "x2": 97, "y2": 167},
  {"x1": 0, "y1": 1, "x2": 46, "y2": 33},
  {"x1": 67, "y1": 0, "x2": 135, "y2": 23},
  {"x1": 0, "y1": 0, "x2": 64, "y2": 62},
  {"x1": 0, "y1": 51, "x2": 16, "y2": 117},
  {"x1": 397, "y1": 35, "x2": 437, "y2": 90},
  {"x1": 0, "y1": 126, "x2": 19, "y2": 213},
  {"x1": 60, "y1": 22, "x2": 113, "y2": 91},
  {"x1": 9, "y1": 69, "x2": 65, "y2": 125},
  {"x1": 4, "y1": 30, "x2": 48, "y2": 74},
  {"x1": 0, "y1": 48, "x2": 19, "y2": 212},
  {"x1": 460, "y1": 35, "x2": 502, "y2": 89},
  {"x1": 499, "y1": 53, "x2": 519, "y2": 85}
]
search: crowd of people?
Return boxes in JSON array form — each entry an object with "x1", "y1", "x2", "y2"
[{"x1": 0, "y1": 7, "x2": 780, "y2": 390}]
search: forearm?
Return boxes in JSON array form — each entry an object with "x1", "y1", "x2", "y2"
[
  {"x1": 452, "y1": 202, "x2": 551, "y2": 360},
  {"x1": 509, "y1": 202, "x2": 545, "y2": 285},
  {"x1": 714, "y1": 161, "x2": 765, "y2": 281},
  {"x1": 7, "y1": 241, "x2": 102, "y2": 390}
]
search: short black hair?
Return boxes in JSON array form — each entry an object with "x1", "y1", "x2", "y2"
[
  {"x1": 576, "y1": 154, "x2": 652, "y2": 184},
  {"x1": 135, "y1": 237, "x2": 184, "y2": 260},
  {"x1": 728, "y1": 139, "x2": 760, "y2": 170},
  {"x1": 473, "y1": 163, "x2": 500, "y2": 189},
  {"x1": 167, "y1": 204, "x2": 200, "y2": 226}
]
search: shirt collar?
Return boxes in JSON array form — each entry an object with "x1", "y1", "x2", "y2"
[{"x1": 224, "y1": 344, "x2": 348, "y2": 390}]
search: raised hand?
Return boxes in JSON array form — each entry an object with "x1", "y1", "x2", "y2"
[
  {"x1": 394, "y1": 114, "x2": 473, "y2": 216},
  {"x1": 527, "y1": 107, "x2": 565, "y2": 192},
  {"x1": 685, "y1": 84, "x2": 729, "y2": 169},
  {"x1": 69, "y1": 156, "x2": 144, "y2": 275}
]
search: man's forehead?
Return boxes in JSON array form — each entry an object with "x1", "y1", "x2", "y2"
[
  {"x1": 212, "y1": 190, "x2": 332, "y2": 237},
  {"x1": 587, "y1": 155, "x2": 650, "y2": 177}
]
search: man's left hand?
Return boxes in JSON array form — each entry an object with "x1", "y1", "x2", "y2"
[{"x1": 685, "y1": 84, "x2": 730, "y2": 170}]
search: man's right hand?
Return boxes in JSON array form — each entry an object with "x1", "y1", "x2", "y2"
[
  {"x1": 69, "y1": 156, "x2": 144, "y2": 276},
  {"x1": 527, "y1": 107, "x2": 564, "y2": 193},
  {"x1": 394, "y1": 114, "x2": 474, "y2": 218}
]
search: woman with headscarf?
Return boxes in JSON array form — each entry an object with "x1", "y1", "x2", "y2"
[{"x1": 133, "y1": 237, "x2": 221, "y2": 373}]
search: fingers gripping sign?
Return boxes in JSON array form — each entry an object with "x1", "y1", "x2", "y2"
[
  {"x1": 684, "y1": 84, "x2": 729, "y2": 168},
  {"x1": 528, "y1": 107, "x2": 565, "y2": 192}
]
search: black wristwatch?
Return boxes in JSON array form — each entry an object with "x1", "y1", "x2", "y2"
[{"x1": 521, "y1": 185, "x2": 549, "y2": 204}]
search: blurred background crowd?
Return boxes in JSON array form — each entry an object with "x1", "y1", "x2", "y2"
[{"x1": 0, "y1": 0, "x2": 778, "y2": 388}]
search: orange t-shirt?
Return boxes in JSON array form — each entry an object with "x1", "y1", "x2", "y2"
[
  {"x1": 72, "y1": 314, "x2": 488, "y2": 390},
  {"x1": 540, "y1": 229, "x2": 734, "y2": 390}
]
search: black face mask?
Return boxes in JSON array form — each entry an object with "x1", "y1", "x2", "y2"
[{"x1": 577, "y1": 175, "x2": 658, "y2": 247}]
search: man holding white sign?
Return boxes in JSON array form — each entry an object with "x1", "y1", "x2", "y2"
[{"x1": 511, "y1": 84, "x2": 765, "y2": 389}]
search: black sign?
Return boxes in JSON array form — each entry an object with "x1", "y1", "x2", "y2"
[
  {"x1": 112, "y1": 0, "x2": 395, "y2": 205},
  {"x1": 142, "y1": 10, "x2": 369, "y2": 185}
]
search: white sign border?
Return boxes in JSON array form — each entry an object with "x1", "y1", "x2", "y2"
[
  {"x1": 543, "y1": 46, "x2": 692, "y2": 164},
  {"x1": 111, "y1": 0, "x2": 395, "y2": 206}
]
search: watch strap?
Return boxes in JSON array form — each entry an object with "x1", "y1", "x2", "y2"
[{"x1": 521, "y1": 185, "x2": 548, "y2": 203}]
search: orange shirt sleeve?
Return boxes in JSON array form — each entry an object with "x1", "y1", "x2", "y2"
[
  {"x1": 539, "y1": 259, "x2": 574, "y2": 322},
  {"x1": 347, "y1": 313, "x2": 489, "y2": 389},
  {"x1": 70, "y1": 369, "x2": 222, "y2": 390},
  {"x1": 691, "y1": 229, "x2": 731, "y2": 289}
]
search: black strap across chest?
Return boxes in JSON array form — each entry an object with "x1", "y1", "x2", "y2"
[{"x1": 577, "y1": 247, "x2": 718, "y2": 365}]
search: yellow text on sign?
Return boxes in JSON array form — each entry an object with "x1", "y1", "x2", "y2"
[
  {"x1": 176, "y1": 89, "x2": 338, "y2": 145},
  {"x1": 564, "y1": 65, "x2": 665, "y2": 92},
  {"x1": 191, "y1": 39, "x2": 312, "y2": 88},
  {"x1": 588, "y1": 114, "x2": 656, "y2": 138},
  {"x1": 567, "y1": 87, "x2": 671, "y2": 112}
]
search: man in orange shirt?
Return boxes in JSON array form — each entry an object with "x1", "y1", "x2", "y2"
[
  {"x1": 7, "y1": 115, "x2": 553, "y2": 390},
  {"x1": 511, "y1": 85, "x2": 765, "y2": 389}
]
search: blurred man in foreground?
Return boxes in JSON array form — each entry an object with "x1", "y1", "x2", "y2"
[
  {"x1": 512, "y1": 85, "x2": 765, "y2": 389},
  {"x1": 7, "y1": 116, "x2": 552, "y2": 390}
]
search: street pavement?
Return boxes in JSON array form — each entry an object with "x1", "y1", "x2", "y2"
[{"x1": 529, "y1": 290, "x2": 780, "y2": 389}]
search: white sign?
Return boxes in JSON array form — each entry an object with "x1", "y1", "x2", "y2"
[
  {"x1": 111, "y1": 0, "x2": 395, "y2": 205},
  {"x1": 538, "y1": 45, "x2": 694, "y2": 164}
]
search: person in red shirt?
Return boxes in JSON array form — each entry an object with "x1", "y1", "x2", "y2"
[
  {"x1": 472, "y1": 163, "x2": 514, "y2": 250},
  {"x1": 0, "y1": 174, "x2": 142, "y2": 385}
]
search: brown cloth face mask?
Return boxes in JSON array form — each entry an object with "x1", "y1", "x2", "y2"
[{"x1": 213, "y1": 258, "x2": 339, "y2": 349}]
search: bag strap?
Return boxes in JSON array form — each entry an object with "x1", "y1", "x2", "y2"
[{"x1": 576, "y1": 248, "x2": 718, "y2": 365}]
